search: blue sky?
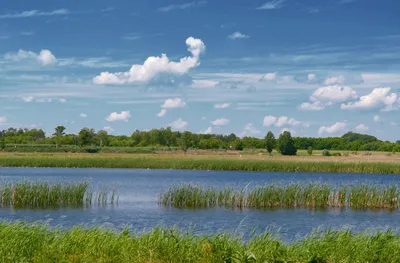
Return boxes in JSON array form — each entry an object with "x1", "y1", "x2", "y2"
[{"x1": 0, "y1": 0, "x2": 399, "y2": 141}]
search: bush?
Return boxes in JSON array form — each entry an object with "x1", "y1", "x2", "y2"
[
  {"x1": 322, "y1": 149, "x2": 331, "y2": 156},
  {"x1": 307, "y1": 146, "x2": 313, "y2": 156},
  {"x1": 278, "y1": 131, "x2": 297, "y2": 156},
  {"x1": 332, "y1": 152, "x2": 342, "y2": 157}
]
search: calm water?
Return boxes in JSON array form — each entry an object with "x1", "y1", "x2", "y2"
[{"x1": 1, "y1": 167, "x2": 400, "y2": 241}]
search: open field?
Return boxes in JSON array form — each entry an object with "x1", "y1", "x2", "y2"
[
  {"x1": 0, "y1": 222, "x2": 399, "y2": 263},
  {"x1": 0, "y1": 152, "x2": 399, "y2": 173}
]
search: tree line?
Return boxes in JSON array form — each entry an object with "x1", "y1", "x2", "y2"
[{"x1": 1, "y1": 126, "x2": 399, "y2": 154}]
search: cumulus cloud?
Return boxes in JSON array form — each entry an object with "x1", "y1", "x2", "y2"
[
  {"x1": 298, "y1": 101, "x2": 325, "y2": 111},
  {"x1": 214, "y1": 103, "x2": 230, "y2": 109},
  {"x1": 228, "y1": 32, "x2": 249, "y2": 39},
  {"x1": 310, "y1": 85, "x2": 357, "y2": 103},
  {"x1": 200, "y1": 127, "x2": 213, "y2": 134},
  {"x1": 157, "y1": 109, "x2": 167, "y2": 117},
  {"x1": 103, "y1": 126, "x2": 114, "y2": 133},
  {"x1": 21, "y1": 96, "x2": 35, "y2": 102},
  {"x1": 318, "y1": 122, "x2": 346, "y2": 135},
  {"x1": 355, "y1": 124, "x2": 369, "y2": 133},
  {"x1": 263, "y1": 115, "x2": 277, "y2": 127},
  {"x1": 211, "y1": 118, "x2": 230, "y2": 126},
  {"x1": 241, "y1": 123, "x2": 261, "y2": 137},
  {"x1": 373, "y1": 115, "x2": 380, "y2": 122},
  {"x1": 161, "y1": 98, "x2": 186, "y2": 109},
  {"x1": 341, "y1": 87, "x2": 398, "y2": 111},
  {"x1": 4, "y1": 49, "x2": 57, "y2": 66},
  {"x1": 80, "y1": 113, "x2": 88, "y2": 118},
  {"x1": 0, "y1": 116, "x2": 6, "y2": 123},
  {"x1": 93, "y1": 37, "x2": 205, "y2": 85},
  {"x1": 170, "y1": 118, "x2": 188, "y2": 130},
  {"x1": 106, "y1": 111, "x2": 130, "y2": 122},
  {"x1": 323, "y1": 76, "x2": 345, "y2": 85},
  {"x1": 307, "y1": 74, "x2": 317, "y2": 82}
]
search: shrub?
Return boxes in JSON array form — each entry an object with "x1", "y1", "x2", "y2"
[
  {"x1": 322, "y1": 149, "x2": 331, "y2": 156},
  {"x1": 332, "y1": 152, "x2": 342, "y2": 157},
  {"x1": 278, "y1": 131, "x2": 297, "y2": 156}
]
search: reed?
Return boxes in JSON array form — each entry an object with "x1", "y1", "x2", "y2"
[
  {"x1": 0, "y1": 181, "x2": 117, "y2": 208},
  {"x1": 0, "y1": 222, "x2": 399, "y2": 262},
  {"x1": 161, "y1": 184, "x2": 400, "y2": 209},
  {"x1": 1, "y1": 154, "x2": 399, "y2": 174}
]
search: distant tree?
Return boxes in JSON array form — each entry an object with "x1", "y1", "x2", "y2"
[
  {"x1": 265, "y1": 131, "x2": 276, "y2": 155},
  {"x1": 53, "y1": 126, "x2": 66, "y2": 148},
  {"x1": 95, "y1": 130, "x2": 109, "y2": 147},
  {"x1": 231, "y1": 139, "x2": 244, "y2": 151},
  {"x1": 78, "y1": 128, "x2": 95, "y2": 147},
  {"x1": 307, "y1": 146, "x2": 313, "y2": 156},
  {"x1": 396, "y1": 140, "x2": 400, "y2": 144},
  {"x1": 0, "y1": 135, "x2": 5, "y2": 150},
  {"x1": 179, "y1": 131, "x2": 193, "y2": 153},
  {"x1": 278, "y1": 131, "x2": 297, "y2": 156}
]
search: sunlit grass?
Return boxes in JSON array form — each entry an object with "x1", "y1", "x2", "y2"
[
  {"x1": 161, "y1": 184, "x2": 400, "y2": 209},
  {"x1": 0, "y1": 222, "x2": 399, "y2": 262},
  {"x1": 0, "y1": 181, "x2": 117, "y2": 208}
]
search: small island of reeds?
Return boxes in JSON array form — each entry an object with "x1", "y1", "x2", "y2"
[
  {"x1": 160, "y1": 184, "x2": 400, "y2": 209},
  {"x1": 0, "y1": 181, "x2": 116, "y2": 208}
]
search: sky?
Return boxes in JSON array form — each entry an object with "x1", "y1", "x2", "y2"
[{"x1": 0, "y1": 0, "x2": 399, "y2": 141}]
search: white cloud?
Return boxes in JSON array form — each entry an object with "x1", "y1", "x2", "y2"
[
  {"x1": 307, "y1": 74, "x2": 317, "y2": 82},
  {"x1": 214, "y1": 103, "x2": 230, "y2": 109},
  {"x1": 36, "y1": 98, "x2": 52, "y2": 103},
  {"x1": 103, "y1": 126, "x2": 114, "y2": 133},
  {"x1": 310, "y1": 85, "x2": 357, "y2": 103},
  {"x1": 170, "y1": 118, "x2": 188, "y2": 130},
  {"x1": 80, "y1": 113, "x2": 88, "y2": 118},
  {"x1": 241, "y1": 123, "x2": 261, "y2": 137},
  {"x1": 59, "y1": 98, "x2": 67, "y2": 103},
  {"x1": 211, "y1": 118, "x2": 230, "y2": 126},
  {"x1": 276, "y1": 116, "x2": 309, "y2": 128},
  {"x1": 93, "y1": 37, "x2": 205, "y2": 85},
  {"x1": 0, "y1": 9, "x2": 69, "y2": 19},
  {"x1": 341, "y1": 87, "x2": 398, "y2": 111},
  {"x1": 37, "y1": 49, "x2": 57, "y2": 65},
  {"x1": 260, "y1": 72, "x2": 277, "y2": 81},
  {"x1": 228, "y1": 32, "x2": 249, "y2": 39},
  {"x1": 156, "y1": 1, "x2": 206, "y2": 12},
  {"x1": 21, "y1": 96, "x2": 35, "y2": 102},
  {"x1": 373, "y1": 115, "x2": 380, "y2": 122},
  {"x1": 355, "y1": 124, "x2": 369, "y2": 133},
  {"x1": 20, "y1": 31, "x2": 34, "y2": 36},
  {"x1": 106, "y1": 111, "x2": 130, "y2": 122},
  {"x1": 280, "y1": 128, "x2": 296, "y2": 135},
  {"x1": 318, "y1": 122, "x2": 346, "y2": 135},
  {"x1": 0, "y1": 116, "x2": 7, "y2": 123},
  {"x1": 157, "y1": 109, "x2": 167, "y2": 117},
  {"x1": 5, "y1": 49, "x2": 57, "y2": 66},
  {"x1": 323, "y1": 76, "x2": 345, "y2": 85},
  {"x1": 200, "y1": 127, "x2": 213, "y2": 134},
  {"x1": 257, "y1": 0, "x2": 285, "y2": 10},
  {"x1": 161, "y1": 98, "x2": 186, "y2": 109},
  {"x1": 299, "y1": 101, "x2": 325, "y2": 111},
  {"x1": 263, "y1": 115, "x2": 277, "y2": 127}
]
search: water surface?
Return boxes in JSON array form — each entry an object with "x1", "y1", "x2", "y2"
[{"x1": 1, "y1": 167, "x2": 399, "y2": 241}]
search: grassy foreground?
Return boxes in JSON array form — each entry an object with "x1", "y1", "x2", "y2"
[
  {"x1": 0, "y1": 154, "x2": 400, "y2": 173},
  {"x1": 161, "y1": 184, "x2": 400, "y2": 209},
  {"x1": 0, "y1": 222, "x2": 399, "y2": 263}
]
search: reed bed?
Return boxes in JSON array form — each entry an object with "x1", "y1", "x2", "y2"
[
  {"x1": 0, "y1": 222, "x2": 399, "y2": 262},
  {"x1": 0, "y1": 181, "x2": 116, "y2": 208},
  {"x1": 1, "y1": 154, "x2": 400, "y2": 174},
  {"x1": 161, "y1": 184, "x2": 400, "y2": 209}
]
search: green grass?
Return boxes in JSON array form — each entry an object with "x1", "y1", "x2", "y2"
[
  {"x1": 0, "y1": 222, "x2": 399, "y2": 262},
  {"x1": 161, "y1": 184, "x2": 400, "y2": 209},
  {"x1": 1, "y1": 155, "x2": 399, "y2": 173},
  {"x1": 0, "y1": 181, "x2": 116, "y2": 208}
]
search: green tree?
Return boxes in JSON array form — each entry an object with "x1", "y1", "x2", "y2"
[
  {"x1": 78, "y1": 128, "x2": 95, "y2": 147},
  {"x1": 0, "y1": 135, "x2": 5, "y2": 150},
  {"x1": 52, "y1": 126, "x2": 66, "y2": 148},
  {"x1": 278, "y1": 131, "x2": 297, "y2": 156},
  {"x1": 265, "y1": 131, "x2": 276, "y2": 155},
  {"x1": 179, "y1": 131, "x2": 193, "y2": 153},
  {"x1": 94, "y1": 130, "x2": 109, "y2": 147},
  {"x1": 307, "y1": 146, "x2": 313, "y2": 156}
]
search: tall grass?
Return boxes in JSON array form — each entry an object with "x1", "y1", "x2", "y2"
[
  {"x1": 0, "y1": 222, "x2": 399, "y2": 262},
  {"x1": 0, "y1": 154, "x2": 399, "y2": 173},
  {"x1": 161, "y1": 184, "x2": 400, "y2": 209},
  {"x1": 0, "y1": 181, "x2": 116, "y2": 208}
]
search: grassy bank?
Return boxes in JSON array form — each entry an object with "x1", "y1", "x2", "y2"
[
  {"x1": 0, "y1": 154, "x2": 399, "y2": 173},
  {"x1": 0, "y1": 222, "x2": 399, "y2": 262},
  {"x1": 0, "y1": 181, "x2": 116, "y2": 208},
  {"x1": 161, "y1": 184, "x2": 400, "y2": 209}
]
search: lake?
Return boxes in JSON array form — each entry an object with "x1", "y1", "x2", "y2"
[{"x1": 1, "y1": 167, "x2": 400, "y2": 241}]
